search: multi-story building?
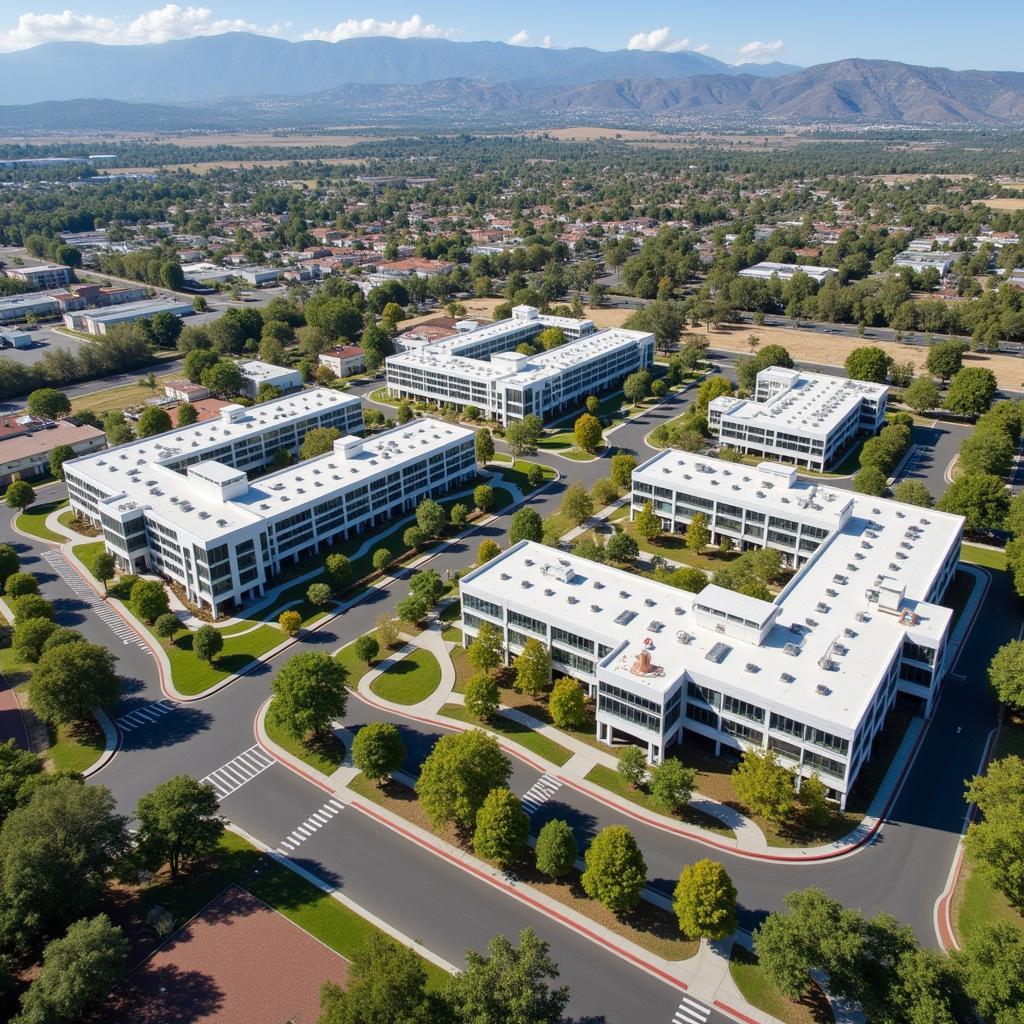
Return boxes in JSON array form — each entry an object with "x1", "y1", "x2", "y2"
[
  {"x1": 386, "y1": 305, "x2": 653, "y2": 424},
  {"x1": 709, "y1": 367, "x2": 888, "y2": 471},
  {"x1": 2, "y1": 263, "x2": 72, "y2": 291},
  {"x1": 318, "y1": 345, "x2": 366, "y2": 378},
  {"x1": 237, "y1": 360, "x2": 302, "y2": 399},
  {"x1": 0, "y1": 293, "x2": 61, "y2": 324},
  {"x1": 737, "y1": 262, "x2": 836, "y2": 284},
  {"x1": 0, "y1": 417, "x2": 106, "y2": 485},
  {"x1": 63, "y1": 298, "x2": 195, "y2": 336},
  {"x1": 892, "y1": 251, "x2": 963, "y2": 278},
  {"x1": 65, "y1": 394, "x2": 475, "y2": 616},
  {"x1": 460, "y1": 457, "x2": 963, "y2": 807}
]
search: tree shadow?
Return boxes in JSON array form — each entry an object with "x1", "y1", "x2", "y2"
[
  {"x1": 102, "y1": 964, "x2": 225, "y2": 1024},
  {"x1": 119, "y1": 705, "x2": 215, "y2": 750}
]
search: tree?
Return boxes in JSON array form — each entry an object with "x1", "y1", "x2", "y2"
[
  {"x1": 549, "y1": 677, "x2": 587, "y2": 729},
  {"x1": 396, "y1": 593, "x2": 427, "y2": 626},
  {"x1": 272, "y1": 652, "x2": 348, "y2": 739},
  {"x1": 0, "y1": 780, "x2": 129, "y2": 954},
  {"x1": 192, "y1": 624, "x2": 224, "y2": 664},
  {"x1": 28, "y1": 641, "x2": 120, "y2": 725},
  {"x1": 473, "y1": 484, "x2": 494, "y2": 512},
  {"x1": 324, "y1": 553, "x2": 352, "y2": 593},
  {"x1": 514, "y1": 637, "x2": 551, "y2": 697},
  {"x1": 3, "y1": 572, "x2": 37, "y2": 598},
  {"x1": 176, "y1": 400, "x2": 198, "y2": 426},
  {"x1": 371, "y1": 548, "x2": 392, "y2": 574},
  {"x1": 475, "y1": 429, "x2": 494, "y2": 465},
  {"x1": 623, "y1": 369, "x2": 652, "y2": 407},
  {"x1": 892, "y1": 479, "x2": 934, "y2": 508},
  {"x1": 200, "y1": 360, "x2": 244, "y2": 398},
  {"x1": 634, "y1": 500, "x2": 661, "y2": 543},
  {"x1": 148, "y1": 614, "x2": 179, "y2": 647},
  {"x1": 446, "y1": 929, "x2": 569, "y2": 1024},
  {"x1": 47, "y1": 444, "x2": 75, "y2": 481},
  {"x1": 611, "y1": 453, "x2": 637, "y2": 491},
  {"x1": 184, "y1": 347, "x2": 218, "y2": 383},
  {"x1": 351, "y1": 722, "x2": 406, "y2": 784},
  {"x1": 617, "y1": 746, "x2": 648, "y2": 789},
  {"x1": 0, "y1": 740, "x2": 42, "y2": 820},
  {"x1": 605, "y1": 529, "x2": 639, "y2": 564},
  {"x1": 134, "y1": 775, "x2": 223, "y2": 878},
  {"x1": 136, "y1": 406, "x2": 172, "y2": 438},
  {"x1": 649, "y1": 758, "x2": 697, "y2": 814},
  {"x1": 416, "y1": 729, "x2": 511, "y2": 831},
  {"x1": 504, "y1": 414, "x2": 543, "y2": 457},
  {"x1": 853, "y1": 465, "x2": 888, "y2": 496},
  {"x1": 477, "y1": 539, "x2": 501, "y2": 565},
  {"x1": 844, "y1": 346, "x2": 891, "y2": 383},
  {"x1": 960, "y1": 427, "x2": 1016, "y2": 478},
  {"x1": 535, "y1": 819, "x2": 578, "y2": 879},
  {"x1": 40, "y1": 627, "x2": 82, "y2": 656},
  {"x1": 307, "y1": 582, "x2": 333, "y2": 607},
  {"x1": 354, "y1": 635, "x2": 379, "y2": 666},
  {"x1": 925, "y1": 338, "x2": 967, "y2": 381},
  {"x1": 473, "y1": 787, "x2": 529, "y2": 868},
  {"x1": 946, "y1": 367, "x2": 998, "y2": 419},
  {"x1": 581, "y1": 825, "x2": 647, "y2": 912},
  {"x1": 959, "y1": 922, "x2": 1024, "y2": 1024},
  {"x1": 317, "y1": 933, "x2": 433, "y2": 1024},
  {"x1": 798, "y1": 774, "x2": 831, "y2": 829},
  {"x1": 11, "y1": 618, "x2": 57, "y2": 663},
  {"x1": 0, "y1": 544, "x2": 18, "y2": 587},
  {"x1": 527, "y1": 463, "x2": 546, "y2": 489},
  {"x1": 560, "y1": 482, "x2": 594, "y2": 525},
  {"x1": 686, "y1": 512, "x2": 710, "y2": 553},
  {"x1": 938, "y1": 472, "x2": 1010, "y2": 533},
  {"x1": 416, "y1": 498, "x2": 446, "y2": 538},
  {"x1": 450, "y1": 502, "x2": 468, "y2": 528},
  {"x1": 509, "y1": 507, "x2": 543, "y2": 544},
  {"x1": 375, "y1": 613, "x2": 400, "y2": 650},
  {"x1": 27, "y1": 388, "x2": 71, "y2": 421},
  {"x1": 573, "y1": 413, "x2": 603, "y2": 453},
  {"x1": 301, "y1": 426, "x2": 341, "y2": 460},
  {"x1": 674, "y1": 859, "x2": 738, "y2": 940},
  {"x1": 89, "y1": 550, "x2": 115, "y2": 592},
  {"x1": 130, "y1": 578, "x2": 169, "y2": 623},
  {"x1": 14, "y1": 914, "x2": 128, "y2": 1024},
  {"x1": 901, "y1": 377, "x2": 942, "y2": 414},
  {"x1": 468, "y1": 621, "x2": 504, "y2": 673},
  {"x1": 5, "y1": 480, "x2": 34, "y2": 512},
  {"x1": 695, "y1": 374, "x2": 733, "y2": 413},
  {"x1": 278, "y1": 610, "x2": 301, "y2": 637},
  {"x1": 989, "y1": 641, "x2": 1024, "y2": 711},
  {"x1": 465, "y1": 672, "x2": 500, "y2": 721},
  {"x1": 732, "y1": 749, "x2": 794, "y2": 822},
  {"x1": 10, "y1": 594, "x2": 51, "y2": 624}
]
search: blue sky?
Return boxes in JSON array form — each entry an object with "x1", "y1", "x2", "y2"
[{"x1": 1, "y1": 2, "x2": 1017, "y2": 71}]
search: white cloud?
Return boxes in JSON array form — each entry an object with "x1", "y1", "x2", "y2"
[
  {"x1": 737, "y1": 39, "x2": 784, "y2": 63},
  {"x1": 0, "y1": 5, "x2": 280, "y2": 50},
  {"x1": 507, "y1": 29, "x2": 529, "y2": 46},
  {"x1": 302, "y1": 14, "x2": 457, "y2": 44},
  {"x1": 627, "y1": 26, "x2": 703, "y2": 54},
  {"x1": 541, "y1": 34, "x2": 553, "y2": 49}
]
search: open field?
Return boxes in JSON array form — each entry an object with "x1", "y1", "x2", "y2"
[
  {"x1": 515, "y1": 127, "x2": 817, "y2": 151},
  {"x1": 4, "y1": 130, "x2": 381, "y2": 147},
  {"x1": 70, "y1": 372, "x2": 182, "y2": 415},
  {"x1": 102, "y1": 157, "x2": 365, "y2": 174},
  {"x1": 982, "y1": 197, "x2": 1024, "y2": 211}
]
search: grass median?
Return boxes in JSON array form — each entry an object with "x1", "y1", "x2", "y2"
[
  {"x1": 439, "y1": 703, "x2": 572, "y2": 766},
  {"x1": 15, "y1": 498, "x2": 68, "y2": 543},
  {"x1": 729, "y1": 945, "x2": 833, "y2": 1024},
  {"x1": 370, "y1": 648, "x2": 442, "y2": 706},
  {"x1": 264, "y1": 699, "x2": 347, "y2": 776}
]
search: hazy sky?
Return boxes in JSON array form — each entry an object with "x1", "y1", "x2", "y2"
[{"x1": 0, "y1": 2, "x2": 1016, "y2": 71}]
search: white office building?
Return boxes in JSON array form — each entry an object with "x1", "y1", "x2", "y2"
[
  {"x1": 385, "y1": 305, "x2": 653, "y2": 424},
  {"x1": 709, "y1": 367, "x2": 888, "y2": 471},
  {"x1": 738, "y1": 262, "x2": 836, "y2": 285},
  {"x1": 63, "y1": 298, "x2": 195, "y2": 336},
  {"x1": 3, "y1": 263, "x2": 72, "y2": 291},
  {"x1": 461, "y1": 459, "x2": 962, "y2": 806},
  {"x1": 237, "y1": 360, "x2": 302, "y2": 398},
  {"x1": 892, "y1": 251, "x2": 962, "y2": 278}
]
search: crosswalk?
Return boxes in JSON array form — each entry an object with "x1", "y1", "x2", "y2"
[
  {"x1": 116, "y1": 699, "x2": 176, "y2": 733},
  {"x1": 200, "y1": 745, "x2": 276, "y2": 800},
  {"x1": 671, "y1": 996, "x2": 711, "y2": 1024},
  {"x1": 520, "y1": 773, "x2": 563, "y2": 815},
  {"x1": 275, "y1": 798, "x2": 346, "y2": 855},
  {"x1": 41, "y1": 551, "x2": 148, "y2": 650}
]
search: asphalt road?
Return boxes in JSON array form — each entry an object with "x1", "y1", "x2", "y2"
[{"x1": 2, "y1": 381, "x2": 1007, "y2": 1022}]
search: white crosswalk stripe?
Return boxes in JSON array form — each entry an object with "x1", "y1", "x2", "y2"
[
  {"x1": 200, "y1": 745, "x2": 275, "y2": 799},
  {"x1": 519, "y1": 773, "x2": 563, "y2": 815},
  {"x1": 116, "y1": 699, "x2": 177, "y2": 732},
  {"x1": 276, "y1": 799, "x2": 346, "y2": 854},
  {"x1": 672, "y1": 995, "x2": 711, "y2": 1024},
  {"x1": 42, "y1": 551, "x2": 148, "y2": 649}
]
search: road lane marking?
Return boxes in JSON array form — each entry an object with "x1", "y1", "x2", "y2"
[{"x1": 200, "y1": 745, "x2": 275, "y2": 799}]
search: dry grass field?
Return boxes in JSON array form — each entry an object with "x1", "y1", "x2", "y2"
[
  {"x1": 516, "y1": 126, "x2": 812, "y2": 150},
  {"x1": 102, "y1": 157, "x2": 364, "y2": 174},
  {"x1": 982, "y1": 197, "x2": 1024, "y2": 211}
]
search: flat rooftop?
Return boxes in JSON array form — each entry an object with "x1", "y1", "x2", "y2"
[{"x1": 76, "y1": 298, "x2": 193, "y2": 323}]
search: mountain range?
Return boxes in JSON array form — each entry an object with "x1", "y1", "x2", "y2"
[{"x1": 0, "y1": 34, "x2": 1023, "y2": 129}]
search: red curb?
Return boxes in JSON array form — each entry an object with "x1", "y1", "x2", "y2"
[
  {"x1": 252, "y1": 706, "x2": 335, "y2": 796},
  {"x1": 714, "y1": 1001, "x2": 760, "y2": 1024}
]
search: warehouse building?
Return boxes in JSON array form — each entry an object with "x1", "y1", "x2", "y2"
[
  {"x1": 708, "y1": 367, "x2": 888, "y2": 471},
  {"x1": 460, "y1": 459, "x2": 962, "y2": 806},
  {"x1": 385, "y1": 305, "x2": 653, "y2": 424},
  {"x1": 738, "y1": 262, "x2": 836, "y2": 284},
  {"x1": 63, "y1": 298, "x2": 195, "y2": 336}
]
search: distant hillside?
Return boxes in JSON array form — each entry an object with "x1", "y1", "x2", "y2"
[{"x1": 0, "y1": 32, "x2": 795, "y2": 106}]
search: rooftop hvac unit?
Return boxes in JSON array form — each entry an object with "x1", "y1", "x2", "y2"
[
  {"x1": 745, "y1": 663, "x2": 759, "y2": 673},
  {"x1": 855, "y1": 610, "x2": 870, "y2": 622},
  {"x1": 816, "y1": 684, "x2": 831, "y2": 696},
  {"x1": 783, "y1": 642, "x2": 801, "y2": 656},
  {"x1": 781, "y1": 672, "x2": 795, "y2": 683}
]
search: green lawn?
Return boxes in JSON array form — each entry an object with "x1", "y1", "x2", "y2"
[
  {"x1": 439, "y1": 602, "x2": 461, "y2": 643},
  {"x1": 585, "y1": 763, "x2": 735, "y2": 838},
  {"x1": 14, "y1": 498, "x2": 68, "y2": 543},
  {"x1": 71, "y1": 539, "x2": 106, "y2": 570},
  {"x1": 440, "y1": 703, "x2": 572, "y2": 766},
  {"x1": 489, "y1": 460, "x2": 556, "y2": 493},
  {"x1": 585, "y1": 517, "x2": 739, "y2": 575},
  {"x1": 140, "y1": 830, "x2": 449, "y2": 990},
  {"x1": 537, "y1": 432, "x2": 599, "y2": 460},
  {"x1": 164, "y1": 623, "x2": 284, "y2": 696},
  {"x1": 961, "y1": 543, "x2": 1007, "y2": 571},
  {"x1": 265, "y1": 701, "x2": 347, "y2": 775},
  {"x1": 729, "y1": 945, "x2": 830, "y2": 1024},
  {"x1": 370, "y1": 648, "x2": 442, "y2": 705},
  {"x1": 57, "y1": 509, "x2": 98, "y2": 537},
  {"x1": 47, "y1": 718, "x2": 107, "y2": 773}
]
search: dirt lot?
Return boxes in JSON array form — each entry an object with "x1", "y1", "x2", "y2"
[
  {"x1": 515, "y1": 126, "x2": 812, "y2": 150},
  {"x1": 105, "y1": 886, "x2": 348, "y2": 1024},
  {"x1": 102, "y1": 157, "x2": 364, "y2": 174},
  {"x1": 983, "y1": 197, "x2": 1024, "y2": 211}
]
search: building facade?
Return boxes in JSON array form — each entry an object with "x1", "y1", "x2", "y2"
[
  {"x1": 386, "y1": 305, "x2": 653, "y2": 424},
  {"x1": 3, "y1": 263, "x2": 72, "y2": 291},
  {"x1": 0, "y1": 418, "x2": 106, "y2": 485},
  {"x1": 237, "y1": 360, "x2": 302, "y2": 398},
  {"x1": 63, "y1": 298, "x2": 195, "y2": 336},
  {"x1": 708, "y1": 367, "x2": 888, "y2": 471},
  {"x1": 460, "y1": 457, "x2": 962, "y2": 806}
]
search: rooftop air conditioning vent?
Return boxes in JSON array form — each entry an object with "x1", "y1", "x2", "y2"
[
  {"x1": 522, "y1": 581, "x2": 533, "y2": 589},
  {"x1": 677, "y1": 630, "x2": 694, "y2": 644},
  {"x1": 856, "y1": 610, "x2": 870, "y2": 622},
  {"x1": 216, "y1": 518, "x2": 227, "y2": 526},
  {"x1": 675, "y1": 606, "x2": 686, "y2": 616},
  {"x1": 805, "y1": 617, "x2": 818, "y2": 628},
  {"x1": 816, "y1": 602, "x2": 830, "y2": 613},
  {"x1": 783, "y1": 642, "x2": 801, "y2": 656},
  {"x1": 644, "y1": 597, "x2": 656, "y2": 607},
  {"x1": 591, "y1": 604, "x2": 601, "y2": 613},
  {"x1": 826, "y1": 588, "x2": 838, "y2": 598},
  {"x1": 781, "y1": 672, "x2": 795, "y2": 683},
  {"x1": 524, "y1": 558, "x2": 534, "y2": 566},
  {"x1": 593, "y1": 581, "x2": 604, "y2": 590},
  {"x1": 706, "y1": 641, "x2": 731, "y2": 664},
  {"x1": 816, "y1": 684, "x2": 831, "y2": 696},
  {"x1": 619, "y1": 590, "x2": 630, "y2": 599},
  {"x1": 649, "y1": 620, "x2": 664, "y2": 632},
  {"x1": 614, "y1": 609, "x2": 636, "y2": 626},
  {"x1": 745, "y1": 662, "x2": 759, "y2": 673},
  {"x1": 500, "y1": 572, "x2": 511, "y2": 581},
  {"x1": 844, "y1": 627, "x2": 857, "y2": 638},
  {"x1": 544, "y1": 588, "x2": 554, "y2": 596}
]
